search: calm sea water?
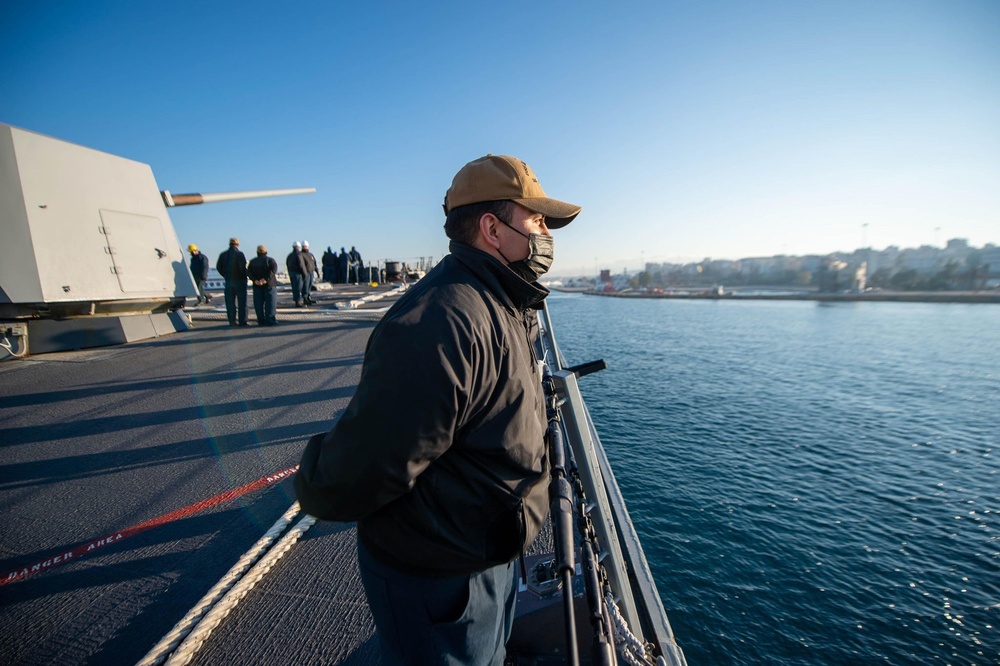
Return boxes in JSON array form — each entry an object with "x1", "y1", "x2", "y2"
[{"x1": 545, "y1": 293, "x2": 999, "y2": 666}]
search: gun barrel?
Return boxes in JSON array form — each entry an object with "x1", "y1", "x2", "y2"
[{"x1": 161, "y1": 187, "x2": 316, "y2": 207}]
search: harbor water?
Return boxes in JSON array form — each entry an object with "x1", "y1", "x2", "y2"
[{"x1": 545, "y1": 292, "x2": 998, "y2": 665}]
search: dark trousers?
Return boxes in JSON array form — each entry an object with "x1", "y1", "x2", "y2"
[
  {"x1": 302, "y1": 272, "x2": 314, "y2": 301},
  {"x1": 357, "y1": 538, "x2": 516, "y2": 666},
  {"x1": 290, "y1": 272, "x2": 304, "y2": 304},
  {"x1": 223, "y1": 280, "x2": 247, "y2": 324},
  {"x1": 252, "y1": 285, "x2": 277, "y2": 325}
]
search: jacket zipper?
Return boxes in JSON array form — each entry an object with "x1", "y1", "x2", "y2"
[{"x1": 521, "y1": 309, "x2": 539, "y2": 374}]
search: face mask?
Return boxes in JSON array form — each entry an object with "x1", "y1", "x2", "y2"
[{"x1": 498, "y1": 220, "x2": 555, "y2": 282}]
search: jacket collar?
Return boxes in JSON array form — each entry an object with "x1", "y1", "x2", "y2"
[{"x1": 449, "y1": 242, "x2": 549, "y2": 311}]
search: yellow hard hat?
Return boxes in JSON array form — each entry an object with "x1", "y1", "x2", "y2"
[{"x1": 188, "y1": 244, "x2": 198, "y2": 252}]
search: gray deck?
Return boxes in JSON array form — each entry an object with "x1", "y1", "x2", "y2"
[{"x1": 1, "y1": 284, "x2": 402, "y2": 665}]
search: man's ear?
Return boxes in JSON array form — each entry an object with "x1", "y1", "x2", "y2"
[{"x1": 478, "y1": 213, "x2": 503, "y2": 251}]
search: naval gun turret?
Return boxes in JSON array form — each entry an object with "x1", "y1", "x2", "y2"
[{"x1": 0, "y1": 123, "x2": 314, "y2": 357}]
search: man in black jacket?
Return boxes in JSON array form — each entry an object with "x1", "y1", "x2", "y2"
[
  {"x1": 188, "y1": 244, "x2": 212, "y2": 305},
  {"x1": 322, "y1": 246, "x2": 336, "y2": 283},
  {"x1": 248, "y1": 244, "x2": 278, "y2": 326},
  {"x1": 215, "y1": 237, "x2": 248, "y2": 326},
  {"x1": 286, "y1": 242, "x2": 305, "y2": 307},
  {"x1": 337, "y1": 247, "x2": 349, "y2": 285},
  {"x1": 296, "y1": 154, "x2": 580, "y2": 665},
  {"x1": 348, "y1": 245, "x2": 364, "y2": 284},
  {"x1": 301, "y1": 241, "x2": 318, "y2": 304}
]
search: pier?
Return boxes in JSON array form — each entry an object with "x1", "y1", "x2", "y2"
[{"x1": 558, "y1": 288, "x2": 1000, "y2": 304}]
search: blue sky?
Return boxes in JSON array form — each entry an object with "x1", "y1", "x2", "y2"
[{"x1": 2, "y1": 1, "x2": 998, "y2": 276}]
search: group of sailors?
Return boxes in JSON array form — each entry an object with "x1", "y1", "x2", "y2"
[
  {"x1": 187, "y1": 239, "x2": 368, "y2": 325},
  {"x1": 286, "y1": 242, "x2": 366, "y2": 308},
  {"x1": 320, "y1": 245, "x2": 366, "y2": 285}
]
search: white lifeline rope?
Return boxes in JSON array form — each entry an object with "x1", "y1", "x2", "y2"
[
  {"x1": 163, "y1": 512, "x2": 316, "y2": 666},
  {"x1": 1, "y1": 332, "x2": 28, "y2": 358},
  {"x1": 137, "y1": 503, "x2": 304, "y2": 666},
  {"x1": 606, "y1": 591, "x2": 656, "y2": 666}
]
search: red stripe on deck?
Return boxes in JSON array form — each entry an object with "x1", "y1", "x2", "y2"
[{"x1": 1, "y1": 465, "x2": 299, "y2": 587}]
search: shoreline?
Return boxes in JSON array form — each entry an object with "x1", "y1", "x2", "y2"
[{"x1": 553, "y1": 288, "x2": 1000, "y2": 304}]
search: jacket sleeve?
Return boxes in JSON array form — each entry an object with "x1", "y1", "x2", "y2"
[
  {"x1": 298, "y1": 253, "x2": 312, "y2": 275},
  {"x1": 295, "y1": 297, "x2": 482, "y2": 521}
]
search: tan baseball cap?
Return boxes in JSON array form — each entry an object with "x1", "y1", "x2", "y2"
[{"x1": 444, "y1": 154, "x2": 581, "y2": 228}]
